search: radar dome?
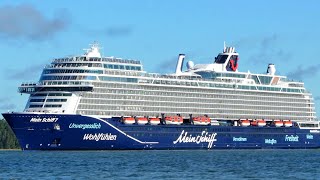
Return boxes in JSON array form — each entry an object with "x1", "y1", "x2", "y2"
[{"x1": 187, "y1": 61, "x2": 194, "y2": 70}]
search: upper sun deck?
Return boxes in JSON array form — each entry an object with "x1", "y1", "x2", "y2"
[
  {"x1": 22, "y1": 42, "x2": 308, "y2": 95},
  {"x1": 50, "y1": 42, "x2": 141, "y2": 66},
  {"x1": 52, "y1": 56, "x2": 141, "y2": 65},
  {"x1": 171, "y1": 43, "x2": 305, "y2": 89},
  {"x1": 45, "y1": 42, "x2": 142, "y2": 71}
]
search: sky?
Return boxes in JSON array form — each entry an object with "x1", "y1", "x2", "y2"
[{"x1": 0, "y1": 0, "x2": 320, "y2": 118}]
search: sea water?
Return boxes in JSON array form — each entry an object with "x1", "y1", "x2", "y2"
[{"x1": 0, "y1": 149, "x2": 319, "y2": 179}]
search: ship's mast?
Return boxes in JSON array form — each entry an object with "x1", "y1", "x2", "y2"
[{"x1": 83, "y1": 41, "x2": 102, "y2": 58}]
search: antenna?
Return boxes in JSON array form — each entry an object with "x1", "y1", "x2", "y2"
[{"x1": 223, "y1": 41, "x2": 226, "y2": 52}]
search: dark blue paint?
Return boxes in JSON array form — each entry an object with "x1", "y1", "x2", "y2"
[{"x1": 2, "y1": 113, "x2": 320, "y2": 150}]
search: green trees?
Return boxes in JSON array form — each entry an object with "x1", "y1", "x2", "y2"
[{"x1": 0, "y1": 119, "x2": 20, "y2": 149}]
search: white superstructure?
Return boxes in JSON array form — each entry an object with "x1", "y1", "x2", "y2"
[{"x1": 18, "y1": 42, "x2": 317, "y2": 121}]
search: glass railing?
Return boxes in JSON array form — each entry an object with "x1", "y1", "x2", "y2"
[
  {"x1": 52, "y1": 57, "x2": 141, "y2": 65},
  {"x1": 20, "y1": 82, "x2": 38, "y2": 86},
  {"x1": 280, "y1": 78, "x2": 303, "y2": 83},
  {"x1": 21, "y1": 81, "x2": 93, "y2": 87}
]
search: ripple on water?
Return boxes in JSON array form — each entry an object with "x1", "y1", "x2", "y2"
[{"x1": 0, "y1": 149, "x2": 320, "y2": 179}]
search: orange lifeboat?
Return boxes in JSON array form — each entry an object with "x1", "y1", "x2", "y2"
[
  {"x1": 283, "y1": 120, "x2": 293, "y2": 127},
  {"x1": 274, "y1": 120, "x2": 283, "y2": 127},
  {"x1": 241, "y1": 120, "x2": 250, "y2": 127},
  {"x1": 137, "y1": 117, "x2": 148, "y2": 125},
  {"x1": 251, "y1": 120, "x2": 258, "y2": 126},
  {"x1": 257, "y1": 119, "x2": 266, "y2": 127},
  {"x1": 193, "y1": 116, "x2": 210, "y2": 125},
  {"x1": 165, "y1": 116, "x2": 172, "y2": 121},
  {"x1": 123, "y1": 117, "x2": 135, "y2": 125},
  {"x1": 165, "y1": 116, "x2": 183, "y2": 125},
  {"x1": 149, "y1": 118, "x2": 160, "y2": 125}
]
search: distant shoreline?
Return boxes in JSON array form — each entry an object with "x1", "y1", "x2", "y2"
[{"x1": 0, "y1": 149, "x2": 21, "y2": 151}]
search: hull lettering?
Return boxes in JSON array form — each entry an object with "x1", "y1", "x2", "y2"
[
  {"x1": 83, "y1": 133, "x2": 117, "y2": 141},
  {"x1": 30, "y1": 117, "x2": 58, "y2": 123},
  {"x1": 69, "y1": 123, "x2": 101, "y2": 130},
  {"x1": 173, "y1": 130, "x2": 217, "y2": 149},
  {"x1": 285, "y1": 135, "x2": 299, "y2": 142}
]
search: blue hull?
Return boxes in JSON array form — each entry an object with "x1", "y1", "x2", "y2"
[{"x1": 2, "y1": 113, "x2": 320, "y2": 150}]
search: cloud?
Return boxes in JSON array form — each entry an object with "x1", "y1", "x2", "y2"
[
  {"x1": 6, "y1": 63, "x2": 46, "y2": 80},
  {"x1": 79, "y1": 25, "x2": 134, "y2": 38},
  {"x1": 0, "y1": 4, "x2": 70, "y2": 41},
  {"x1": 105, "y1": 26, "x2": 133, "y2": 37},
  {"x1": 157, "y1": 56, "x2": 178, "y2": 73},
  {"x1": 287, "y1": 64, "x2": 320, "y2": 80},
  {"x1": 0, "y1": 103, "x2": 16, "y2": 111},
  {"x1": 261, "y1": 34, "x2": 277, "y2": 49},
  {"x1": 233, "y1": 34, "x2": 292, "y2": 65},
  {"x1": 0, "y1": 97, "x2": 16, "y2": 111}
]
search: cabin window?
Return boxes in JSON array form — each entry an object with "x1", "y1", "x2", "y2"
[
  {"x1": 215, "y1": 55, "x2": 228, "y2": 64},
  {"x1": 300, "y1": 123, "x2": 319, "y2": 128},
  {"x1": 30, "y1": 99, "x2": 45, "y2": 102},
  {"x1": 29, "y1": 105, "x2": 43, "y2": 108}
]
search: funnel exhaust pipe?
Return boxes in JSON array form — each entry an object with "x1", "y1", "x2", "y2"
[{"x1": 175, "y1": 54, "x2": 185, "y2": 75}]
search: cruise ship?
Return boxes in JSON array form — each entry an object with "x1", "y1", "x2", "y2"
[{"x1": 2, "y1": 42, "x2": 320, "y2": 150}]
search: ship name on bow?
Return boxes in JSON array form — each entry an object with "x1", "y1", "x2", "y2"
[{"x1": 30, "y1": 117, "x2": 58, "y2": 123}]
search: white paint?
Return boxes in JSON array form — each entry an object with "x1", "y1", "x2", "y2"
[
  {"x1": 83, "y1": 133, "x2": 117, "y2": 141},
  {"x1": 233, "y1": 137, "x2": 247, "y2": 142},
  {"x1": 69, "y1": 123, "x2": 101, "y2": 129},
  {"x1": 30, "y1": 117, "x2": 58, "y2": 123},
  {"x1": 84, "y1": 42, "x2": 102, "y2": 58},
  {"x1": 265, "y1": 139, "x2": 277, "y2": 145},
  {"x1": 86, "y1": 115, "x2": 159, "y2": 144},
  {"x1": 175, "y1": 54, "x2": 185, "y2": 75},
  {"x1": 186, "y1": 61, "x2": 194, "y2": 70},
  {"x1": 285, "y1": 135, "x2": 299, "y2": 142},
  {"x1": 173, "y1": 130, "x2": 217, "y2": 149},
  {"x1": 266, "y1": 64, "x2": 276, "y2": 75}
]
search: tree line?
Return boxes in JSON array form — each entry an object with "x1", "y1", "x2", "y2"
[{"x1": 0, "y1": 119, "x2": 20, "y2": 149}]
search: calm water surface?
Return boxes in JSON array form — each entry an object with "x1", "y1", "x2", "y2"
[{"x1": 0, "y1": 149, "x2": 320, "y2": 179}]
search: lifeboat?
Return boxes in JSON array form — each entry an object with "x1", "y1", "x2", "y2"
[
  {"x1": 241, "y1": 120, "x2": 250, "y2": 127},
  {"x1": 283, "y1": 120, "x2": 293, "y2": 127},
  {"x1": 137, "y1": 117, "x2": 148, "y2": 125},
  {"x1": 274, "y1": 120, "x2": 283, "y2": 127},
  {"x1": 257, "y1": 119, "x2": 266, "y2": 127},
  {"x1": 165, "y1": 116, "x2": 183, "y2": 125},
  {"x1": 193, "y1": 116, "x2": 210, "y2": 125},
  {"x1": 123, "y1": 117, "x2": 135, "y2": 125},
  {"x1": 251, "y1": 120, "x2": 258, "y2": 126},
  {"x1": 149, "y1": 118, "x2": 160, "y2": 125}
]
